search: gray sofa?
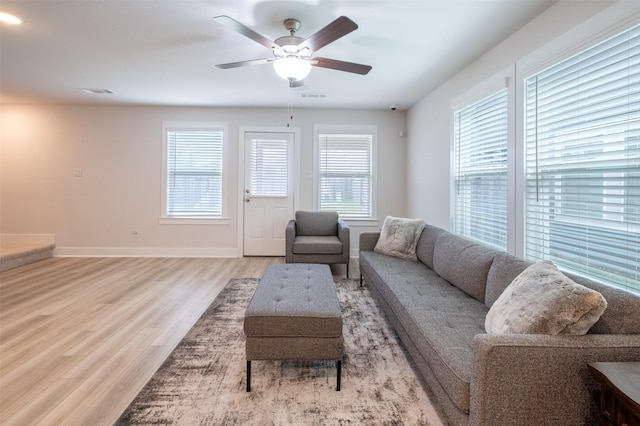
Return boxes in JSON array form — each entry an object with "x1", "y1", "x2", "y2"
[{"x1": 359, "y1": 223, "x2": 640, "y2": 426}]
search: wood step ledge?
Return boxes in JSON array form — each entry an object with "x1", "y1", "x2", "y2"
[{"x1": 0, "y1": 242, "x2": 56, "y2": 272}]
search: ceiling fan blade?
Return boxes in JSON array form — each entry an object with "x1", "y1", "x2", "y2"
[
  {"x1": 216, "y1": 58, "x2": 274, "y2": 69},
  {"x1": 298, "y1": 16, "x2": 358, "y2": 53},
  {"x1": 311, "y1": 57, "x2": 372, "y2": 75},
  {"x1": 214, "y1": 15, "x2": 282, "y2": 53}
]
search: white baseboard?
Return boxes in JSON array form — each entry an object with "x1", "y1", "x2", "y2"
[
  {"x1": 1, "y1": 234, "x2": 56, "y2": 244},
  {"x1": 55, "y1": 246, "x2": 240, "y2": 258}
]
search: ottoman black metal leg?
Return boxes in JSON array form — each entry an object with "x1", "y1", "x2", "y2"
[
  {"x1": 246, "y1": 360, "x2": 251, "y2": 392},
  {"x1": 336, "y1": 360, "x2": 342, "y2": 391}
]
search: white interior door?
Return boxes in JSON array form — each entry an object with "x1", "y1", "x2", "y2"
[{"x1": 243, "y1": 132, "x2": 294, "y2": 256}]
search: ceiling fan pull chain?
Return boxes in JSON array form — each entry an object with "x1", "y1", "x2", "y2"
[
  {"x1": 290, "y1": 88, "x2": 294, "y2": 125},
  {"x1": 286, "y1": 83, "x2": 293, "y2": 127}
]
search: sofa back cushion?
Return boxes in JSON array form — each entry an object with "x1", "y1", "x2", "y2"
[
  {"x1": 415, "y1": 224, "x2": 448, "y2": 269},
  {"x1": 485, "y1": 252, "x2": 533, "y2": 308},
  {"x1": 432, "y1": 233, "x2": 497, "y2": 303},
  {"x1": 295, "y1": 211, "x2": 338, "y2": 236}
]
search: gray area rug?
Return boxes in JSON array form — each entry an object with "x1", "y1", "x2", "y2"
[{"x1": 116, "y1": 277, "x2": 444, "y2": 425}]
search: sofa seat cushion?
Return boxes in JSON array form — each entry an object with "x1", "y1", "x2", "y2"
[
  {"x1": 360, "y1": 250, "x2": 486, "y2": 414},
  {"x1": 292, "y1": 236, "x2": 343, "y2": 254}
]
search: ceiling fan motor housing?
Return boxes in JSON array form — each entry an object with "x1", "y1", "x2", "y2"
[
  {"x1": 214, "y1": 15, "x2": 371, "y2": 76},
  {"x1": 283, "y1": 18, "x2": 301, "y2": 34},
  {"x1": 274, "y1": 19, "x2": 309, "y2": 57},
  {"x1": 274, "y1": 35, "x2": 307, "y2": 55}
]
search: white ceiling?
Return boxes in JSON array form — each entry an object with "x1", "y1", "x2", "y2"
[{"x1": 0, "y1": 0, "x2": 556, "y2": 110}]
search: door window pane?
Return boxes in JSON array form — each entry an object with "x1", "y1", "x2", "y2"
[{"x1": 248, "y1": 137, "x2": 288, "y2": 197}]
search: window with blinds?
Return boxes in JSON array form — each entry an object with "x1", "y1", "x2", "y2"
[
  {"x1": 248, "y1": 137, "x2": 288, "y2": 197},
  {"x1": 318, "y1": 133, "x2": 373, "y2": 218},
  {"x1": 166, "y1": 129, "x2": 223, "y2": 217},
  {"x1": 454, "y1": 88, "x2": 508, "y2": 250},
  {"x1": 524, "y1": 22, "x2": 640, "y2": 293}
]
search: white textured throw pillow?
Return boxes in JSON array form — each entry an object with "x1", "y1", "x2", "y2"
[
  {"x1": 485, "y1": 261, "x2": 607, "y2": 335},
  {"x1": 374, "y1": 216, "x2": 426, "y2": 261}
]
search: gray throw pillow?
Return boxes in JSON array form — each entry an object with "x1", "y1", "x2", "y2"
[
  {"x1": 485, "y1": 261, "x2": 607, "y2": 335},
  {"x1": 374, "y1": 216, "x2": 425, "y2": 261}
]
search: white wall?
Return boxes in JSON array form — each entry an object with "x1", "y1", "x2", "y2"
[
  {"x1": 0, "y1": 105, "x2": 406, "y2": 256},
  {"x1": 405, "y1": 0, "x2": 631, "y2": 230}
]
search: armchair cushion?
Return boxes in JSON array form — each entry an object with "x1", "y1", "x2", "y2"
[
  {"x1": 295, "y1": 211, "x2": 338, "y2": 236},
  {"x1": 293, "y1": 236, "x2": 344, "y2": 254},
  {"x1": 285, "y1": 211, "x2": 349, "y2": 269}
]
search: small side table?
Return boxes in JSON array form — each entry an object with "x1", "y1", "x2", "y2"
[{"x1": 588, "y1": 362, "x2": 640, "y2": 426}]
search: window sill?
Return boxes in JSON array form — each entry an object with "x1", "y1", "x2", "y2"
[
  {"x1": 158, "y1": 217, "x2": 229, "y2": 225},
  {"x1": 343, "y1": 218, "x2": 380, "y2": 227}
]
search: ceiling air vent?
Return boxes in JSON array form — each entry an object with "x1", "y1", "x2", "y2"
[
  {"x1": 300, "y1": 93, "x2": 327, "y2": 99},
  {"x1": 79, "y1": 88, "x2": 116, "y2": 95}
]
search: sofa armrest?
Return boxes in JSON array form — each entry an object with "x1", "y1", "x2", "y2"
[
  {"x1": 359, "y1": 232, "x2": 380, "y2": 252},
  {"x1": 285, "y1": 220, "x2": 296, "y2": 261},
  {"x1": 470, "y1": 333, "x2": 640, "y2": 426}
]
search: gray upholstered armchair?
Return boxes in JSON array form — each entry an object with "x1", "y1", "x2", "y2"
[{"x1": 285, "y1": 211, "x2": 350, "y2": 277}]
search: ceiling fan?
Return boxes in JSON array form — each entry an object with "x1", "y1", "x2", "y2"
[{"x1": 213, "y1": 15, "x2": 372, "y2": 86}]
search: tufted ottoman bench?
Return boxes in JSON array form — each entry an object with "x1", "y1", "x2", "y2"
[{"x1": 244, "y1": 263, "x2": 344, "y2": 391}]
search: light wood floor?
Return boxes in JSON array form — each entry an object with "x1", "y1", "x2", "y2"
[{"x1": 0, "y1": 256, "x2": 361, "y2": 425}]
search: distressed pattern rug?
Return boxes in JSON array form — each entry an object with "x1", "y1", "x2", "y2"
[{"x1": 116, "y1": 277, "x2": 444, "y2": 425}]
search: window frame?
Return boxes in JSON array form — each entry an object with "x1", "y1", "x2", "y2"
[
  {"x1": 451, "y1": 69, "x2": 517, "y2": 252},
  {"x1": 447, "y1": 9, "x2": 640, "y2": 293},
  {"x1": 313, "y1": 124, "x2": 378, "y2": 221},
  {"x1": 452, "y1": 85, "x2": 510, "y2": 250},
  {"x1": 160, "y1": 121, "x2": 229, "y2": 225},
  {"x1": 519, "y1": 22, "x2": 640, "y2": 293}
]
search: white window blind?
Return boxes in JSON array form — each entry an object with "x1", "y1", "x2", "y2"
[
  {"x1": 248, "y1": 138, "x2": 288, "y2": 197},
  {"x1": 318, "y1": 133, "x2": 372, "y2": 218},
  {"x1": 166, "y1": 129, "x2": 223, "y2": 217},
  {"x1": 525, "y1": 23, "x2": 640, "y2": 293},
  {"x1": 454, "y1": 88, "x2": 509, "y2": 249}
]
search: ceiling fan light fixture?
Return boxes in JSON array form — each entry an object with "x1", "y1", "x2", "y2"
[
  {"x1": 0, "y1": 11, "x2": 24, "y2": 25},
  {"x1": 273, "y1": 57, "x2": 311, "y2": 82}
]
